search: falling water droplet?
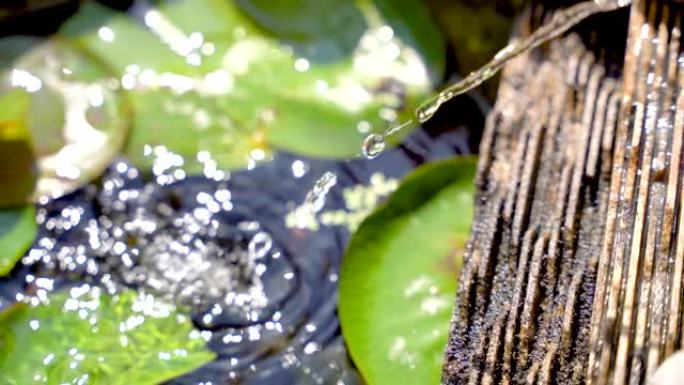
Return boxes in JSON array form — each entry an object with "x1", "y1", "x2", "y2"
[
  {"x1": 362, "y1": 133, "x2": 386, "y2": 159},
  {"x1": 360, "y1": 120, "x2": 415, "y2": 159},
  {"x1": 416, "y1": 96, "x2": 441, "y2": 123}
]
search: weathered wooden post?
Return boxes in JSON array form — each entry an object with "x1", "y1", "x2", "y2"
[{"x1": 442, "y1": 1, "x2": 684, "y2": 383}]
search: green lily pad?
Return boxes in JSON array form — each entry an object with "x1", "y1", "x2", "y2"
[
  {"x1": 0, "y1": 286, "x2": 216, "y2": 385},
  {"x1": 0, "y1": 206, "x2": 36, "y2": 277},
  {"x1": 0, "y1": 37, "x2": 129, "y2": 201},
  {"x1": 62, "y1": 0, "x2": 437, "y2": 171},
  {"x1": 60, "y1": 4, "x2": 194, "y2": 76},
  {"x1": 124, "y1": 89, "x2": 266, "y2": 174},
  {"x1": 339, "y1": 156, "x2": 476, "y2": 385}
]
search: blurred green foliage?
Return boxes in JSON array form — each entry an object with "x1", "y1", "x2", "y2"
[
  {"x1": 0, "y1": 0, "x2": 446, "y2": 203},
  {"x1": 63, "y1": 0, "x2": 442, "y2": 171}
]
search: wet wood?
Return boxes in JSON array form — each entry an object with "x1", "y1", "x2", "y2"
[{"x1": 442, "y1": 1, "x2": 684, "y2": 384}]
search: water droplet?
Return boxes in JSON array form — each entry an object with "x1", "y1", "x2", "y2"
[
  {"x1": 362, "y1": 133, "x2": 386, "y2": 159},
  {"x1": 415, "y1": 97, "x2": 440, "y2": 123}
]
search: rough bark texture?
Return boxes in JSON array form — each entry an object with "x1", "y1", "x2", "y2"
[{"x1": 442, "y1": 1, "x2": 684, "y2": 384}]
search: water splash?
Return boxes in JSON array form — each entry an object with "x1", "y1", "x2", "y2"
[
  {"x1": 305, "y1": 171, "x2": 338, "y2": 212},
  {"x1": 4, "y1": 118, "x2": 475, "y2": 383},
  {"x1": 415, "y1": 0, "x2": 631, "y2": 123},
  {"x1": 287, "y1": 172, "x2": 339, "y2": 230}
]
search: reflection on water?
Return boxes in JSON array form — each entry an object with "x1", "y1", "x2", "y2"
[{"x1": 0, "y1": 120, "x2": 473, "y2": 383}]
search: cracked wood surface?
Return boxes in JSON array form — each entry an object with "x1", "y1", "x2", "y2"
[{"x1": 442, "y1": 1, "x2": 684, "y2": 384}]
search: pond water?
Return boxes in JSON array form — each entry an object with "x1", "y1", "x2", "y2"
[
  {"x1": 0, "y1": 133, "x2": 477, "y2": 383},
  {"x1": 0, "y1": 98, "x2": 480, "y2": 385}
]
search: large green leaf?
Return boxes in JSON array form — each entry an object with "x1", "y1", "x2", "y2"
[
  {"x1": 0, "y1": 286, "x2": 215, "y2": 385},
  {"x1": 339, "y1": 157, "x2": 476, "y2": 385},
  {"x1": 0, "y1": 206, "x2": 36, "y2": 277},
  {"x1": 61, "y1": 0, "x2": 436, "y2": 171},
  {"x1": 60, "y1": 3, "x2": 194, "y2": 75}
]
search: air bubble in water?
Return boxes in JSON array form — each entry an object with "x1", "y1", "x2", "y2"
[{"x1": 362, "y1": 133, "x2": 386, "y2": 159}]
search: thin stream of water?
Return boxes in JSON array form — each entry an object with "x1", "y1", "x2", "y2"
[
  {"x1": 361, "y1": 0, "x2": 630, "y2": 161},
  {"x1": 413, "y1": 0, "x2": 631, "y2": 123}
]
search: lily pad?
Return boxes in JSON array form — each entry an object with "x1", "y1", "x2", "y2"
[
  {"x1": 0, "y1": 206, "x2": 36, "y2": 277},
  {"x1": 60, "y1": 3, "x2": 194, "y2": 75},
  {"x1": 62, "y1": 0, "x2": 437, "y2": 171},
  {"x1": 0, "y1": 37, "x2": 128, "y2": 200},
  {"x1": 339, "y1": 157, "x2": 476, "y2": 385},
  {"x1": 0, "y1": 286, "x2": 216, "y2": 385}
]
